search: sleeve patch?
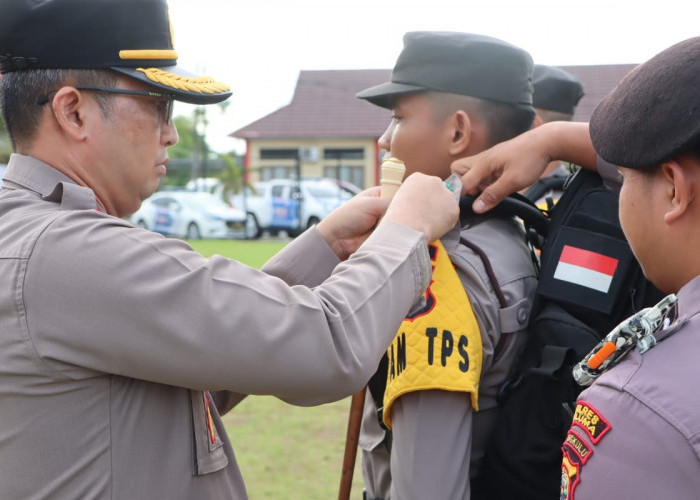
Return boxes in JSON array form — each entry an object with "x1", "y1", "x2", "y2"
[
  {"x1": 572, "y1": 401, "x2": 611, "y2": 444},
  {"x1": 562, "y1": 429, "x2": 593, "y2": 465}
]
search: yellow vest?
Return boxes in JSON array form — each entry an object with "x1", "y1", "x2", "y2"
[{"x1": 383, "y1": 240, "x2": 483, "y2": 429}]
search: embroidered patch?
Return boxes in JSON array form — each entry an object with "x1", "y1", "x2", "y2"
[
  {"x1": 561, "y1": 448, "x2": 581, "y2": 500},
  {"x1": 562, "y1": 429, "x2": 592, "y2": 465},
  {"x1": 572, "y1": 401, "x2": 611, "y2": 444},
  {"x1": 382, "y1": 240, "x2": 483, "y2": 428},
  {"x1": 561, "y1": 429, "x2": 593, "y2": 500},
  {"x1": 553, "y1": 245, "x2": 619, "y2": 293},
  {"x1": 562, "y1": 403, "x2": 611, "y2": 499}
]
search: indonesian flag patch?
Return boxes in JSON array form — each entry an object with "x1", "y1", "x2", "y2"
[
  {"x1": 537, "y1": 226, "x2": 634, "y2": 315},
  {"x1": 554, "y1": 245, "x2": 619, "y2": 293}
]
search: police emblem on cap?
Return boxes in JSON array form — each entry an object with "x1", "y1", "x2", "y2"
[{"x1": 0, "y1": 0, "x2": 231, "y2": 104}]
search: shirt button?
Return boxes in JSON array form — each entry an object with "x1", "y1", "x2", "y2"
[{"x1": 517, "y1": 307, "x2": 529, "y2": 325}]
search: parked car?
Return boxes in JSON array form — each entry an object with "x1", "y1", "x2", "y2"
[
  {"x1": 237, "y1": 178, "x2": 355, "y2": 238},
  {"x1": 130, "y1": 190, "x2": 252, "y2": 239}
]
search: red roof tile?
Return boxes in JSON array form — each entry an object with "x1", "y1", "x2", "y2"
[{"x1": 231, "y1": 69, "x2": 392, "y2": 139}]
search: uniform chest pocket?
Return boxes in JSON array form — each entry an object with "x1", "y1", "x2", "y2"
[{"x1": 190, "y1": 390, "x2": 229, "y2": 475}]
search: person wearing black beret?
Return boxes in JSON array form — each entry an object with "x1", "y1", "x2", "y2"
[
  {"x1": 452, "y1": 36, "x2": 700, "y2": 498},
  {"x1": 356, "y1": 31, "x2": 539, "y2": 500},
  {"x1": 0, "y1": 1, "x2": 461, "y2": 498}
]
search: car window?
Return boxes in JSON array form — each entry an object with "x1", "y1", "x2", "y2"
[
  {"x1": 183, "y1": 193, "x2": 230, "y2": 211},
  {"x1": 305, "y1": 183, "x2": 342, "y2": 199},
  {"x1": 271, "y1": 185, "x2": 285, "y2": 198},
  {"x1": 249, "y1": 184, "x2": 266, "y2": 197},
  {"x1": 152, "y1": 197, "x2": 174, "y2": 207}
]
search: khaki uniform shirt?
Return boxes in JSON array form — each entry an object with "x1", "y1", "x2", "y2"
[
  {"x1": 0, "y1": 154, "x2": 431, "y2": 499},
  {"x1": 563, "y1": 278, "x2": 700, "y2": 499},
  {"x1": 361, "y1": 216, "x2": 537, "y2": 499}
]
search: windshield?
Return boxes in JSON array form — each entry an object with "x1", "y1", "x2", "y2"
[
  {"x1": 181, "y1": 193, "x2": 230, "y2": 210},
  {"x1": 305, "y1": 183, "x2": 344, "y2": 199}
]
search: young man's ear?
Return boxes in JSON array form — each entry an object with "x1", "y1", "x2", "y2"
[
  {"x1": 50, "y1": 87, "x2": 90, "y2": 141},
  {"x1": 449, "y1": 110, "x2": 471, "y2": 155},
  {"x1": 662, "y1": 156, "x2": 698, "y2": 224}
]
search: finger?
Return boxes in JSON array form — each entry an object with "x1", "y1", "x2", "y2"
[
  {"x1": 471, "y1": 180, "x2": 512, "y2": 214},
  {"x1": 458, "y1": 161, "x2": 495, "y2": 196},
  {"x1": 355, "y1": 186, "x2": 381, "y2": 198},
  {"x1": 352, "y1": 195, "x2": 390, "y2": 218},
  {"x1": 450, "y1": 158, "x2": 470, "y2": 177}
]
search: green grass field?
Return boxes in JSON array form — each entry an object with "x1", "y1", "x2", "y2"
[{"x1": 189, "y1": 238, "x2": 365, "y2": 499}]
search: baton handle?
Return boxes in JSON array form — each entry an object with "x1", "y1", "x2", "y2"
[
  {"x1": 338, "y1": 387, "x2": 367, "y2": 500},
  {"x1": 339, "y1": 158, "x2": 404, "y2": 499}
]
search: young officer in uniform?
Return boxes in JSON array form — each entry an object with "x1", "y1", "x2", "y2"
[
  {"x1": 454, "y1": 36, "x2": 700, "y2": 499},
  {"x1": 523, "y1": 64, "x2": 584, "y2": 204},
  {"x1": 0, "y1": 1, "x2": 460, "y2": 498},
  {"x1": 355, "y1": 31, "x2": 539, "y2": 500}
]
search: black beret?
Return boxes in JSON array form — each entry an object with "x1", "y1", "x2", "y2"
[
  {"x1": 532, "y1": 64, "x2": 584, "y2": 114},
  {"x1": 357, "y1": 31, "x2": 534, "y2": 110},
  {"x1": 590, "y1": 37, "x2": 700, "y2": 169},
  {"x1": 0, "y1": 0, "x2": 231, "y2": 104}
]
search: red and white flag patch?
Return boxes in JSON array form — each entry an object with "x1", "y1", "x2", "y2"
[{"x1": 553, "y1": 245, "x2": 619, "y2": 293}]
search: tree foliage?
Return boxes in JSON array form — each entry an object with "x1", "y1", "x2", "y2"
[
  {"x1": 168, "y1": 115, "x2": 197, "y2": 160},
  {"x1": 0, "y1": 116, "x2": 11, "y2": 163}
]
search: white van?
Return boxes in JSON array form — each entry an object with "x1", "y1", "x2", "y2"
[{"x1": 237, "y1": 178, "x2": 355, "y2": 238}]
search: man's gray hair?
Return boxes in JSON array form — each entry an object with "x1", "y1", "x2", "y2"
[{"x1": 0, "y1": 68, "x2": 118, "y2": 150}]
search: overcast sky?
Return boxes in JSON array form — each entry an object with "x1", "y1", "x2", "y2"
[{"x1": 166, "y1": 0, "x2": 699, "y2": 154}]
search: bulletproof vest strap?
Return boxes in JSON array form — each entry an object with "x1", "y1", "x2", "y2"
[
  {"x1": 523, "y1": 174, "x2": 568, "y2": 203},
  {"x1": 530, "y1": 345, "x2": 574, "y2": 378}
]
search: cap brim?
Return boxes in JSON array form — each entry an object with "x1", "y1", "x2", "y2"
[
  {"x1": 356, "y1": 81, "x2": 427, "y2": 109},
  {"x1": 112, "y1": 64, "x2": 232, "y2": 105}
]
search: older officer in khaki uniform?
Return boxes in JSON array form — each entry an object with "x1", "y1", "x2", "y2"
[
  {"x1": 452, "y1": 36, "x2": 700, "y2": 500},
  {"x1": 356, "y1": 32, "x2": 538, "y2": 500},
  {"x1": 0, "y1": 1, "x2": 460, "y2": 499}
]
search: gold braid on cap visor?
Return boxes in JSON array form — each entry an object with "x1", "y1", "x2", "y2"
[{"x1": 137, "y1": 67, "x2": 231, "y2": 94}]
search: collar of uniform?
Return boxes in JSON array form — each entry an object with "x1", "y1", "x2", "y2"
[
  {"x1": 676, "y1": 275, "x2": 700, "y2": 323},
  {"x1": 439, "y1": 221, "x2": 462, "y2": 254},
  {"x1": 439, "y1": 173, "x2": 463, "y2": 254},
  {"x1": 4, "y1": 153, "x2": 99, "y2": 210},
  {"x1": 647, "y1": 278, "x2": 700, "y2": 346}
]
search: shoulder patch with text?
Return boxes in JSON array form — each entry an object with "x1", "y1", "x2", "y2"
[
  {"x1": 572, "y1": 401, "x2": 611, "y2": 444},
  {"x1": 560, "y1": 401, "x2": 612, "y2": 499}
]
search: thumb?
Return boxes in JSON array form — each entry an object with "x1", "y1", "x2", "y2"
[{"x1": 471, "y1": 182, "x2": 510, "y2": 214}]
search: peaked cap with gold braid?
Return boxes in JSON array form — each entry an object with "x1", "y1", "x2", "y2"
[{"x1": 0, "y1": 0, "x2": 231, "y2": 104}]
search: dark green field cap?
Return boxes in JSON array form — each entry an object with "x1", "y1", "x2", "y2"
[
  {"x1": 0, "y1": 0, "x2": 231, "y2": 104},
  {"x1": 357, "y1": 31, "x2": 534, "y2": 110},
  {"x1": 532, "y1": 64, "x2": 584, "y2": 114}
]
